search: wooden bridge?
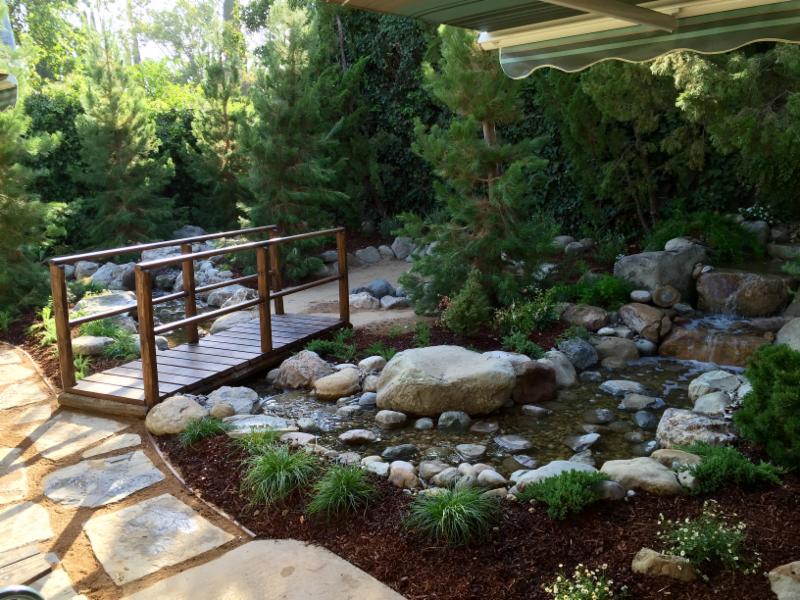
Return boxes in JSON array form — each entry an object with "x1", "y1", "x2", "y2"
[{"x1": 49, "y1": 226, "x2": 349, "y2": 417}]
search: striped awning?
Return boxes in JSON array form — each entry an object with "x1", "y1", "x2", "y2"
[
  {"x1": 329, "y1": 0, "x2": 800, "y2": 77},
  {"x1": 489, "y1": 0, "x2": 800, "y2": 76}
]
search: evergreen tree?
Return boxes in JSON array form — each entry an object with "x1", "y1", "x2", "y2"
[
  {"x1": 0, "y1": 101, "x2": 50, "y2": 312},
  {"x1": 399, "y1": 27, "x2": 556, "y2": 314},
  {"x1": 239, "y1": 0, "x2": 347, "y2": 278},
  {"x1": 74, "y1": 30, "x2": 174, "y2": 247},
  {"x1": 184, "y1": 59, "x2": 247, "y2": 230}
]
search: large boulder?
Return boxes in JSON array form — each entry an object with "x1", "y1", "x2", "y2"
[
  {"x1": 697, "y1": 271, "x2": 789, "y2": 317},
  {"x1": 74, "y1": 260, "x2": 100, "y2": 280},
  {"x1": 90, "y1": 262, "x2": 136, "y2": 290},
  {"x1": 314, "y1": 368, "x2": 361, "y2": 401},
  {"x1": 687, "y1": 370, "x2": 743, "y2": 401},
  {"x1": 391, "y1": 237, "x2": 414, "y2": 260},
  {"x1": 769, "y1": 561, "x2": 800, "y2": 600},
  {"x1": 511, "y1": 460, "x2": 597, "y2": 494},
  {"x1": 557, "y1": 338, "x2": 599, "y2": 371},
  {"x1": 659, "y1": 327, "x2": 770, "y2": 367},
  {"x1": 613, "y1": 243, "x2": 708, "y2": 297},
  {"x1": 619, "y1": 303, "x2": 672, "y2": 343},
  {"x1": 656, "y1": 408, "x2": 736, "y2": 448},
  {"x1": 349, "y1": 292, "x2": 381, "y2": 310},
  {"x1": 209, "y1": 310, "x2": 258, "y2": 334},
  {"x1": 207, "y1": 284, "x2": 257, "y2": 308},
  {"x1": 376, "y1": 346, "x2": 516, "y2": 416},
  {"x1": 593, "y1": 337, "x2": 639, "y2": 362},
  {"x1": 601, "y1": 457, "x2": 685, "y2": 495},
  {"x1": 632, "y1": 548, "x2": 698, "y2": 582},
  {"x1": 561, "y1": 304, "x2": 608, "y2": 331},
  {"x1": 538, "y1": 350, "x2": 577, "y2": 388},
  {"x1": 145, "y1": 395, "x2": 207, "y2": 435},
  {"x1": 206, "y1": 386, "x2": 258, "y2": 415},
  {"x1": 72, "y1": 335, "x2": 114, "y2": 356},
  {"x1": 71, "y1": 291, "x2": 138, "y2": 333},
  {"x1": 275, "y1": 351, "x2": 334, "y2": 389},
  {"x1": 777, "y1": 318, "x2": 800, "y2": 352},
  {"x1": 512, "y1": 361, "x2": 557, "y2": 405}
]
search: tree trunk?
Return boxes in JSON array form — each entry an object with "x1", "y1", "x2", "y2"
[
  {"x1": 335, "y1": 13, "x2": 348, "y2": 72},
  {"x1": 126, "y1": 0, "x2": 141, "y2": 65},
  {"x1": 223, "y1": 0, "x2": 235, "y2": 21}
]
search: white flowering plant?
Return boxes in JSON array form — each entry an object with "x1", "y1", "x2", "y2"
[
  {"x1": 544, "y1": 563, "x2": 626, "y2": 599},
  {"x1": 657, "y1": 500, "x2": 761, "y2": 579},
  {"x1": 738, "y1": 204, "x2": 775, "y2": 224}
]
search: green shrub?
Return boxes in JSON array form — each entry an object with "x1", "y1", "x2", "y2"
[
  {"x1": 554, "y1": 275, "x2": 632, "y2": 310},
  {"x1": 79, "y1": 319, "x2": 139, "y2": 361},
  {"x1": 306, "y1": 329, "x2": 356, "y2": 362},
  {"x1": 682, "y1": 443, "x2": 783, "y2": 494},
  {"x1": 405, "y1": 487, "x2": 498, "y2": 545},
  {"x1": 644, "y1": 211, "x2": 762, "y2": 264},
  {"x1": 178, "y1": 417, "x2": 230, "y2": 448},
  {"x1": 0, "y1": 310, "x2": 13, "y2": 333},
  {"x1": 307, "y1": 465, "x2": 377, "y2": 517},
  {"x1": 494, "y1": 288, "x2": 559, "y2": 337},
  {"x1": 387, "y1": 324, "x2": 404, "y2": 339},
  {"x1": 29, "y1": 304, "x2": 57, "y2": 347},
  {"x1": 73, "y1": 355, "x2": 92, "y2": 380},
  {"x1": 544, "y1": 564, "x2": 621, "y2": 599},
  {"x1": 235, "y1": 430, "x2": 283, "y2": 456},
  {"x1": 362, "y1": 341, "x2": 397, "y2": 362},
  {"x1": 558, "y1": 325, "x2": 590, "y2": 343},
  {"x1": 594, "y1": 234, "x2": 627, "y2": 266},
  {"x1": 241, "y1": 445, "x2": 318, "y2": 506},
  {"x1": 734, "y1": 344, "x2": 800, "y2": 468},
  {"x1": 782, "y1": 258, "x2": 800, "y2": 277},
  {"x1": 413, "y1": 322, "x2": 432, "y2": 347},
  {"x1": 657, "y1": 500, "x2": 760, "y2": 576},
  {"x1": 501, "y1": 332, "x2": 544, "y2": 358},
  {"x1": 517, "y1": 471, "x2": 609, "y2": 520},
  {"x1": 440, "y1": 270, "x2": 492, "y2": 337}
]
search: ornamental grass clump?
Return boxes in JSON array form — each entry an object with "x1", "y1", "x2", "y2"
[
  {"x1": 307, "y1": 465, "x2": 377, "y2": 518},
  {"x1": 406, "y1": 487, "x2": 498, "y2": 545},
  {"x1": 544, "y1": 563, "x2": 622, "y2": 599},
  {"x1": 178, "y1": 417, "x2": 230, "y2": 448},
  {"x1": 241, "y1": 445, "x2": 318, "y2": 506},
  {"x1": 681, "y1": 443, "x2": 783, "y2": 495},
  {"x1": 657, "y1": 500, "x2": 760, "y2": 578},
  {"x1": 235, "y1": 429, "x2": 283, "y2": 456},
  {"x1": 517, "y1": 471, "x2": 609, "y2": 520}
]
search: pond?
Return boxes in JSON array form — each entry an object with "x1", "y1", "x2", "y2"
[{"x1": 244, "y1": 356, "x2": 724, "y2": 475}]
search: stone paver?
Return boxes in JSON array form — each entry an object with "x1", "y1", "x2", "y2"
[
  {"x1": 12, "y1": 403, "x2": 53, "y2": 425},
  {"x1": 0, "y1": 502, "x2": 53, "y2": 554},
  {"x1": 84, "y1": 493, "x2": 234, "y2": 585},
  {"x1": 0, "y1": 364, "x2": 38, "y2": 386},
  {"x1": 122, "y1": 540, "x2": 406, "y2": 600},
  {"x1": 82, "y1": 433, "x2": 142, "y2": 459},
  {"x1": 31, "y1": 411, "x2": 127, "y2": 461},
  {"x1": 31, "y1": 569, "x2": 89, "y2": 600},
  {"x1": 0, "y1": 382, "x2": 50, "y2": 410},
  {"x1": 0, "y1": 349, "x2": 22, "y2": 365},
  {"x1": 43, "y1": 450, "x2": 165, "y2": 508},
  {"x1": 0, "y1": 447, "x2": 27, "y2": 504}
]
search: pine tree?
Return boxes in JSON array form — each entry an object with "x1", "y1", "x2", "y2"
[
  {"x1": 74, "y1": 30, "x2": 173, "y2": 247},
  {"x1": 0, "y1": 106, "x2": 50, "y2": 312},
  {"x1": 184, "y1": 59, "x2": 246, "y2": 230},
  {"x1": 239, "y1": 0, "x2": 347, "y2": 278},
  {"x1": 399, "y1": 27, "x2": 556, "y2": 314}
]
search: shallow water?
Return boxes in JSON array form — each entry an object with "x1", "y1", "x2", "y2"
[{"x1": 245, "y1": 357, "x2": 720, "y2": 476}]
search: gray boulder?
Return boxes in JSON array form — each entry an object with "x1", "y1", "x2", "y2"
[
  {"x1": 391, "y1": 237, "x2": 414, "y2": 260},
  {"x1": 557, "y1": 338, "x2": 598, "y2": 371},
  {"x1": 72, "y1": 335, "x2": 114, "y2": 356},
  {"x1": 777, "y1": 318, "x2": 800, "y2": 351},
  {"x1": 438, "y1": 410, "x2": 472, "y2": 431},
  {"x1": 274, "y1": 350, "x2": 334, "y2": 389},
  {"x1": 613, "y1": 243, "x2": 708, "y2": 297},
  {"x1": 206, "y1": 386, "x2": 258, "y2": 415},
  {"x1": 74, "y1": 260, "x2": 100, "y2": 280},
  {"x1": 355, "y1": 246, "x2": 382, "y2": 264}
]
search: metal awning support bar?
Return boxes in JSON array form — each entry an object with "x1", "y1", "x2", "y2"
[{"x1": 539, "y1": 0, "x2": 678, "y2": 30}]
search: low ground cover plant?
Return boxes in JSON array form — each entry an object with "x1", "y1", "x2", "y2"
[
  {"x1": 29, "y1": 304, "x2": 58, "y2": 347},
  {"x1": 644, "y1": 210, "x2": 762, "y2": 264},
  {"x1": 179, "y1": 417, "x2": 230, "y2": 448},
  {"x1": 307, "y1": 465, "x2": 377, "y2": 518},
  {"x1": 657, "y1": 500, "x2": 760, "y2": 577},
  {"x1": 73, "y1": 355, "x2": 92, "y2": 380},
  {"x1": 79, "y1": 318, "x2": 139, "y2": 358},
  {"x1": 406, "y1": 487, "x2": 498, "y2": 545},
  {"x1": 544, "y1": 563, "x2": 621, "y2": 599},
  {"x1": 494, "y1": 288, "x2": 559, "y2": 337},
  {"x1": 734, "y1": 344, "x2": 800, "y2": 468},
  {"x1": 306, "y1": 328, "x2": 356, "y2": 362},
  {"x1": 235, "y1": 430, "x2": 283, "y2": 456},
  {"x1": 241, "y1": 444, "x2": 318, "y2": 506},
  {"x1": 517, "y1": 471, "x2": 609, "y2": 520},
  {"x1": 553, "y1": 275, "x2": 632, "y2": 310},
  {"x1": 501, "y1": 332, "x2": 544, "y2": 358},
  {"x1": 413, "y1": 322, "x2": 432, "y2": 347},
  {"x1": 440, "y1": 269, "x2": 492, "y2": 337},
  {"x1": 361, "y1": 341, "x2": 397, "y2": 362},
  {"x1": 682, "y1": 443, "x2": 783, "y2": 494}
]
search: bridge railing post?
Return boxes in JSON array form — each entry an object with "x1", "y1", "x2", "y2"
[
  {"x1": 336, "y1": 229, "x2": 350, "y2": 325},
  {"x1": 180, "y1": 242, "x2": 199, "y2": 344},
  {"x1": 256, "y1": 244, "x2": 273, "y2": 353},
  {"x1": 134, "y1": 266, "x2": 159, "y2": 408},
  {"x1": 49, "y1": 263, "x2": 76, "y2": 389},
  {"x1": 269, "y1": 228, "x2": 285, "y2": 315}
]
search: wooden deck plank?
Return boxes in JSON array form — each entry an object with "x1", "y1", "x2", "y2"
[
  {"x1": 0, "y1": 545, "x2": 53, "y2": 587},
  {"x1": 65, "y1": 312, "x2": 346, "y2": 414}
]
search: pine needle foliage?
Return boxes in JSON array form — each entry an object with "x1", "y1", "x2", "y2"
[
  {"x1": 74, "y1": 29, "x2": 174, "y2": 247},
  {"x1": 307, "y1": 465, "x2": 377, "y2": 518},
  {"x1": 406, "y1": 487, "x2": 498, "y2": 545},
  {"x1": 681, "y1": 443, "x2": 783, "y2": 495},
  {"x1": 398, "y1": 27, "x2": 556, "y2": 314}
]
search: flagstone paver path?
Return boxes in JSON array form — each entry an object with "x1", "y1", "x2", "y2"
[{"x1": 0, "y1": 342, "x2": 404, "y2": 599}]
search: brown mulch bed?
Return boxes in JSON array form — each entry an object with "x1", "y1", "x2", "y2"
[{"x1": 161, "y1": 434, "x2": 799, "y2": 600}]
